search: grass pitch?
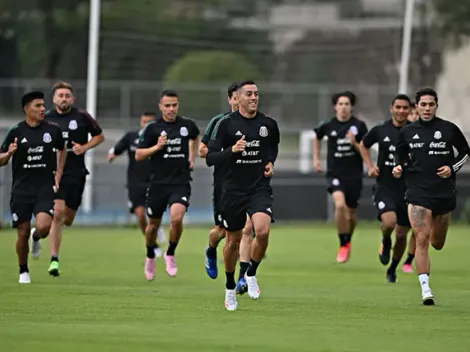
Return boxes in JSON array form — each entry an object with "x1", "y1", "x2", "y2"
[{"x1": 0, "y1": 223, "x2": 469, "y2": 352}]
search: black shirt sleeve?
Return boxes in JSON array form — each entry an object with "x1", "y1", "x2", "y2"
[
  {"x1": 362, "y1": 125, "x2": 378, "y2": 149},
  {"x1": 0, "y1": 127, "x2": 15, "y2": 153},
  {"x1": 138, "y1": 123, "x2": 157, "y2": 149},
  {"x1": 188, "y1": 119, "x2": 200, "y2": 140},
  {"x1": 54, "y1": 126, "x2": 65, "y2": 151},
  {"x1": 80, "y1": 109, "x2": 103, "y2": 137},
  {"x1": 313, "y1": 120, "x2": 328, "y2": 140},
  {"x1": 450, "y1": 123, "x2": 470, "y2": 174},
  {"x1": 206, "y1": 117, "x2": 233, "y2": 167},
  {"x1": 201, "y1": 115, "x2": 222, "y2": 145},
  {"x1": 113, "y1": 133, "x2": 130, "y2": 156},
  {"x1": 356, "y1": 121, "x2": 368, "y2": 143},
  {"x1": 394, "y1": 127, "x2": 409, "y2": 167},
  {"x1": 267, "y1": 118, "x2": 280, "y2": 164}
]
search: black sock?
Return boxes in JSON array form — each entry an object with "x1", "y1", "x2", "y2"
[
  {"x1": 51, "y1": 256, "x2": 59, "y2": 263},
  {"x1": 388, "y1": 259, "x2": 399, "y2": 273},
  {"x1": 146, "y1": 245, "x2": 156, "y2": 258},
  {"x1": 206, "y1": 245, "x2": 217, "y2": 259},
  {"x1": 338, "y1": 233, "x2": 350, "y2": 246},
  {"x1": 166, "y1": 241, "x2": 178, "y2": 256},
  {"x1": 19, "y1": 264, "x2": 29, "y2": 274},
  {"x1": 225, "y1": 271, "x2": 236, "y2": 289},
  {"x1": 404, "y1": 253, "x2": 414, "y2": 265},
  {"x1": 32, "y1": 233, "x2": 40, "y2": 242},
  {"x1": 246, "y1": 258, "x2": 260, "y2": 277},
  {"x1": 382, "y1": 236, "x2": 392, "y2": 247},
  {"x1": 154, "y1": 243, "x2": 160, "y2": 249},
  {"x1": 239, "y1": 262, "x2": 250, "y2": 280}
]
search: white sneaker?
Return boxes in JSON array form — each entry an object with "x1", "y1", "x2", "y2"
[
  {"x1": 154, "y1": 246, "x2": 163, "y2": 258},
  {"x1": 19, "y1": 272, "x2": 31, "y2": 284},
  {"x1": 422, "y1": 289, "x2": 435, "y2": 305},
  {"x1": 245, "y1": 274, "x2": 260, "y2": 300},
  {"x1": 224, "y1": 289, "x2": 238, "y2": 311},
  {"x1": 157, "y1": 227, "x2": 167, "y2": 245},
  {"x1": 30, "y1": 228, "x2": 41, "y2": 260}
]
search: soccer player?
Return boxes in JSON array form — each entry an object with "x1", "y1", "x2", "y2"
[
  {"x1": 408, "y1": 102, "x2": 419, "y2": 122},
  {"x1": 0, "y1": 91, "x2": 66, "y2": 283},
  {"x1": 393, "y1": 87, "x2": 470, "y2": 305},
  {"x1": 206, "y1": 80, "x2": 280, "y2": 311},
  {"x1": 108, "y1": 112, "x2": 166, "y2": 255},
  {"x1": 136, "y1": 90, "x2": 200, "y2": 280},
  {"x1": 359, "y1": 94, "x2": 412, "y2": 282},
  {"x1": 31, "y1": 81, "x2": 104, "y2": 277},
  {"x1": 313, "y1": 91, "x2": 368, "y2": 263},
  {"x1": 199, "y1": 82, "x2": 239, "y2": 279}
]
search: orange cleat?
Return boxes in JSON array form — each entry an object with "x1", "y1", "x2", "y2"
[{"x1": 336, "y1": 243, "x2": 351, "y2": 263}]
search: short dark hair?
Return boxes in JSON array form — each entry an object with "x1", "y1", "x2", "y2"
[
  {"x1": 227, "y1": 82, "x2": 239, "y2": 98},
  {"x1": 415, "y1": 88, "x2": 438, "y2": 104},
  {"x1": 142, "y1": 111, "x2": 156, "y2": 117},
  {"x1": 410, "y1": 101, "x2": 416, "y2": 109},
  {"x1": 237, "y1": 80, "x2": 256, "y2": 90},
  {"x1": 391, "y1": 94, "x2": 411, "y2": 106},
  {"x1": 52, "y1": 81, "x2": 73, "y2": 96},
  {"x1": 160, "y1": 90, "x2": 178, "y2": 99},
  {"x1": 22, "y1": 91, "x2": 44, "y2": 109},
  {"x1": 332, "y1": 91, "x2": 356, "y2": 106}
]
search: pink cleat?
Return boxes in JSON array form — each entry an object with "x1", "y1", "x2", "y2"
[
  {"x1": 402, "y1": 263, "x2": 413, "y2": 273},
  {"x1": 144, "y1": 257, "x2": 155, "y2": 281},
  {"x1": 336, "y1": 243, "x2": 351, "y2": 264},
  {"x1": 164, "y1": 253, "x2": 177, "y2": 277}
]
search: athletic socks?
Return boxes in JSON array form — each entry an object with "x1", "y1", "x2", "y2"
[
  {"x1": 166, "y1": 241, "x2": 178, "y2": 256},
  {"x1": 32, "y1": 233, "x2": 40, "y2": 242},
  {"x1": 50, "y1": 256, "x2": 59, "y2": 263},
  {"x1": 19, "y1": 264, "x2": 29, "y2": 274},
  {"x1": 225, "y1": 271, "x2": 236, "y2": 289},
  {"x1": 239, "y1": 262, "x2": 250, "y2": 280},
  {"x1": 338, "y1": 233, "x2": 351, "y2": 246},
  {"x1": 418, "y1": 273, "x2": 430, "y2": 292},
  {"x1": 246, "y1": 258, "x2": 260, "y2": 277},
  {"x1": 206, "y1": 245, "x2": 217, "y2": 259},
  {"x1": 404, "y1": 253, "x2": 414, "y2": 265},
  {"x1": 146, "y1": 245, "x2": 156, "y2": 258},
  {"x1": 388, "y1": 259, "x2": 400, "y2": 273},
  {"x1": 382, "y1": 236, "x2": 392, "y2": 247}
]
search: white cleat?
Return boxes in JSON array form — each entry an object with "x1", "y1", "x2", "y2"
[
  {"x1": 422, "y1": 289, "x2": 435, "y2": 306},
  {"x1": 224, "y1": 289, "x2": 238, "y2": 311},
  {"x1": 244, "y1": 274, "x2": 261, "y2": 300},
  {"x1": 30, "y1": 228, "x2": 41, "y2": 260},
  {"x1": 19, "y1": 272, "x2": 31, "y2": 284},
  {"x1": 154, "y1": 246, "x2": 163, "y2": 258},
  {"x1": 157, "y1": 227, "x2": 167, "y2": 245}
]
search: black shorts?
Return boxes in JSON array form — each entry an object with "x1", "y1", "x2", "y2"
[
  {"x1": 327, "y1": 177, "x2": 363, "y2": 209},
  {"x1": 55, "y1": 174, "x2": 86, "y2": 211},
  {"x1": 145, "y1": 183, "x2": 191, "y2": 219},
  {"x1": 373, "y1": 186, "x2": 410, "y2": 227},
  {"x1": 406, "y1": 194, "x2": 456, "y2": 217},
  {"x1": 10, "y1": 186, "x2": 55, "y2": 228},
  {"x1": 127, "y1": 185, "x2": 148, "y2": 213},
  {"x1": 221, "y1": 187, "x2": 274, "y2": 232},
  {"x1": 213, "y1": 183, "x2": 223, "y2": 227}
]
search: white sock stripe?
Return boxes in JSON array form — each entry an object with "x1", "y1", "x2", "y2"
[{"x1": 453, "y1": 154, "x2": 469, "y2": 171}]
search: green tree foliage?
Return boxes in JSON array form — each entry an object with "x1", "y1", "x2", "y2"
[{"x1": 432, "y1": 0, "x2": 470, "y2": 46}]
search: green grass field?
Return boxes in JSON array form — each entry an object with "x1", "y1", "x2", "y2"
[{"x1": 0, "y1": 223, "x2": 469, "y2": 352}]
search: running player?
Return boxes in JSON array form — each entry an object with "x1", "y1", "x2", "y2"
[
  {"x1": 313, "y1": 91, "x2": 368, "y2": 263},
  {"x1": 136, "y1": 90, "x2": 200, "y2": 280},
  {"x1": 207, "y1": 80, "x2": 280, "y2": 311},
  {"x1": 32, "y1": 81, "x2": 104, "y2": 277},
  {"x1": 393, "y1": 88, "x2": 470, "y2": 304},
  {"x1": 108, "y1": 112, "x2": 166, "y2": 255},
  {"x1": 0, "y1": 91, "x2": 66, "y2": 283},
  {"x1": 359, "y1": 94, "x2": 412, "y2": 282}
]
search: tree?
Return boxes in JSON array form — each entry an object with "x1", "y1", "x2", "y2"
[{"x1": 432, "y1": 0, "x2": 470, "y2": 46}]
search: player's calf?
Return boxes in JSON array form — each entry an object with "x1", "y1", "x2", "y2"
[
  {"x1": 30, "y1": 213, "x2": 53, "y2": 260},
  {"x1": 430, "y1": 214, "x2": 450, "y2": 251},
  {"x1": 223, "y1": 230, "x2": 243, "y2": 309},
  {"x1": 379, "y1": 212, "x2": 396, "y2": 265}
]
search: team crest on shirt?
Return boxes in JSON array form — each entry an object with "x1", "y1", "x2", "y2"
[
  {"x1": 68, "y1": 120, "x2": 78, "y2": 130},
  {"x1": 349, "y1": 126, "x2": 358, "y2": 136},
  {"x1": 134, "y1": 139, "x2": 139, "y2": 145},
  {"x1": 180, "y1": 127, "x2": 188, "y2": 137},
  {"x1": 259, "y1": 126, "x2": 268, "y2": 137},
  {"x1": 43, "y1": 133, "x2": 52, "y2": 143},
  {"x1": 434, "y1": 131, "x2": 442, "y2": 139}
]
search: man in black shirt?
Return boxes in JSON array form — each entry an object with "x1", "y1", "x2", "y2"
[
  {"x1": 136, "y1": 90, "x2": 200, "y2": 281},
  {"x1": 393, "y1": 88, "x2": 470, "y2": 305},
  {"x1": 0, "y1": 91, "x2": 66, "y2": 284},
  {"x1": 31, "y1": 81, "x2": 104, "y2": 277},
  {"x1": 108, "y1": 112, "x2": 166, "y2": 256},
  {"x1": 207, "y1": 80, "x2": 280, "y2": 311},
  {"x1": 360, "y1": 94, "x2": 413, "y2": 282},
  {"x1": 313, "y1": 91, "x2": 368, "y2": 264}
]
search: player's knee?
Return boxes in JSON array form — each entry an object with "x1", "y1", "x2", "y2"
[
  {"x1": 253, "y1": 226, "x2": 269, "y2": 242},
  {"x1": 415, "y1": 232, "x2": 430, "y2": 247},
  {"x1": 170, "y1": 216, "x2": 183, "y2": 228},
  {"x1": 334, "y1": 202, "x2": 347, "y2": 213},
  {"x1": 35, "y1": 223, "x2": 51, "y2": 236}
]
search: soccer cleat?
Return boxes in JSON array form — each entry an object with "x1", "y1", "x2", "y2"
[
  {"x1": 48, "y1": 261, "x2": 60, "y2": 277},
  {"x1": 144, "y1": 257, "x2": 155, "y2": 281},
  {"x1": 378, "y1": 242, "x2": 391, "y2": 265},
  {"x1": 30, "y1": 228, "x2": 41, "y2": 260},
  {"x1": 157, "y1": 227, "x2": 167, "y2": 245},
  {"x1": 244, "y1": 274, "x2": 260, "y2": 300},
  {"x1": 386, "y1": 270, "x2": 397, "y2": 283},
  {"x1": 19, "y1": 272, "x2": 31, "y2": 284},
  {"x1": 224, "y1": 289, "x2": 238, "y2": 311},
  {"x1": 164, "y1": 253, "x2": 177, "y2": 277},
  {"x1": 422, "y1": 289, "x2": 435, "y2": 306},
  {"x1": 402, "y1": 263, "x2": 413, "y2": 273},
  {"x1": 204, "y1": 247, "x2": 218, "y2": 279},
  {"x1": 154, "y1": 246, "x2": 163, "y2": 258},
  {"x1": 336, "y1": 243, "x2": 351, "y2": 263},
  {"x1": 235, "y1": 277, "x2": 248, "y2": 295}
]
